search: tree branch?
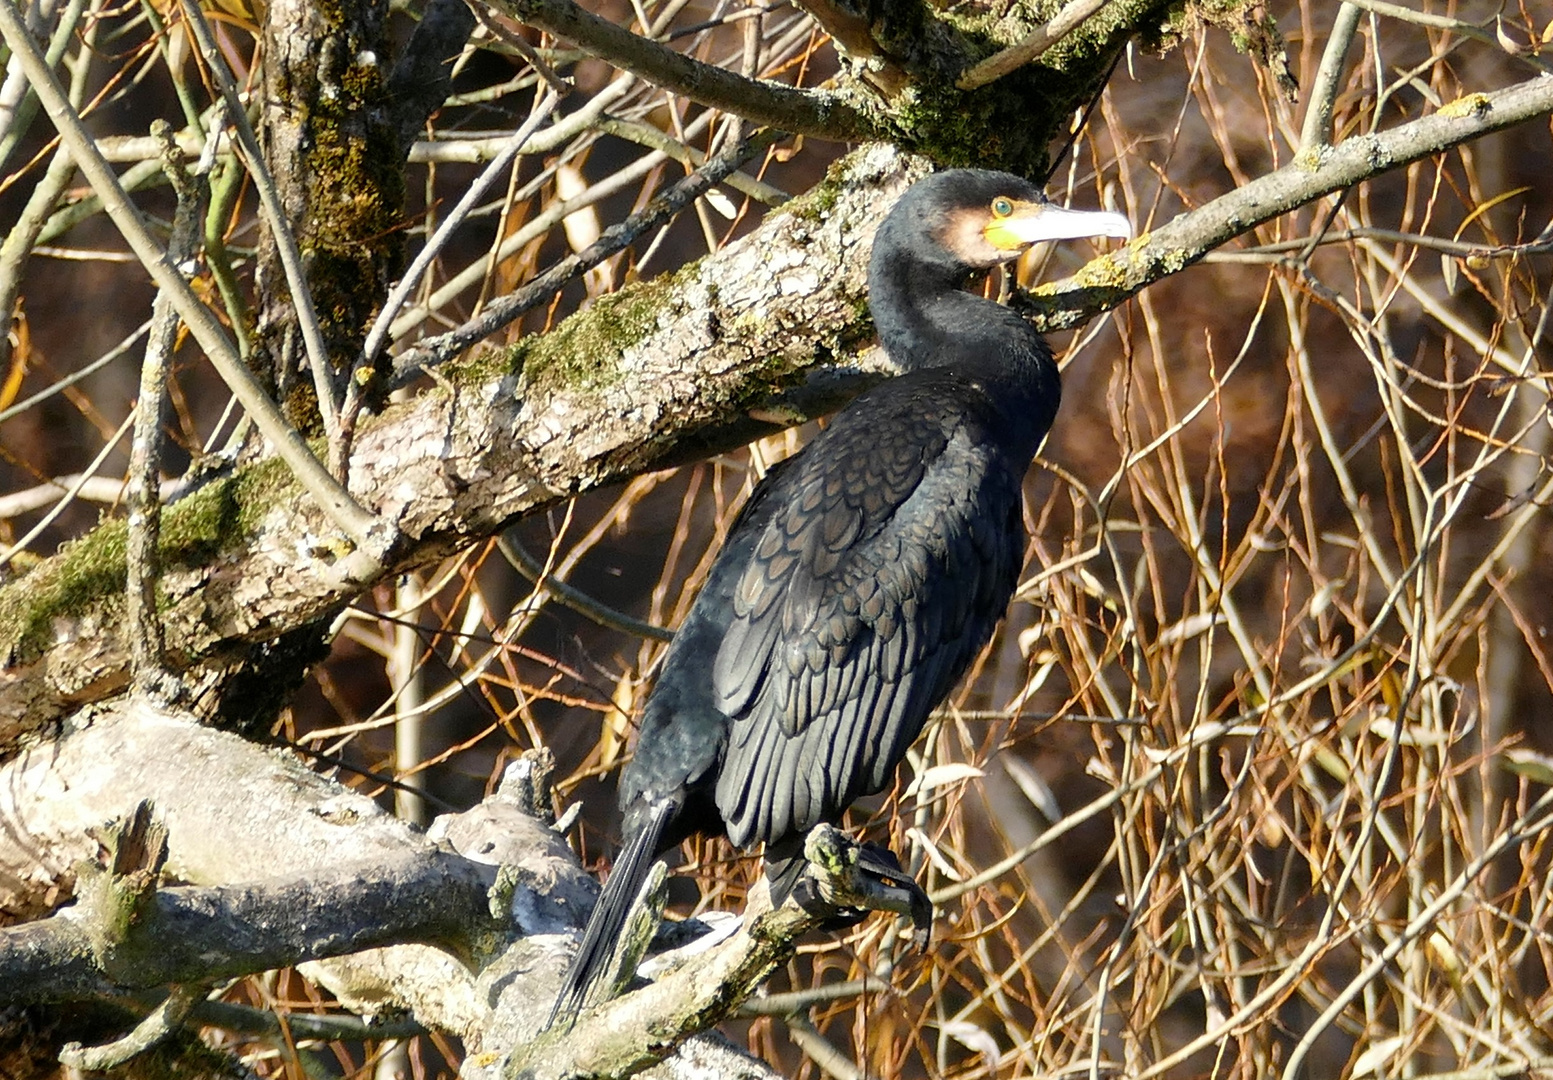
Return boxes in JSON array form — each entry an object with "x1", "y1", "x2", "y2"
[
  {"x1": 1, "y1": 845, "x2": 494, "y2": 1004},
  {"x1": 489, "y1": 0, "x2": 876, "y2": 140},
  {"x1": 0, "y1": 699, "x2": 792, "y2": 1080},
  {"x1": 0, "y1": 143, "x2": 922, "y2": 737},
  {"x1": 126, "y1": 122, "x2": 201, "y2": 698},
  {"x1": 1022, "y1": 72, "x2": 1553, "y2": 329},
  {"x1": 1298, "y1": 2, "x2": 1363, "y2": 153},
  {"x1": 956, "y1": 0, "x2": 1114, "y2": 91}
]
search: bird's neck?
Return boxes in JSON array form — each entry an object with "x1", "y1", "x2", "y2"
[{"x1": 870, "y1": 262, "x2": 1061, "y2": 426}]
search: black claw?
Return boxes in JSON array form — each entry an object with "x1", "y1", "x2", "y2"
[
  {"x1": 855, "y1": 842, "x2": 932, "y2": 946},
  {"x1": 793, "y1": 833, "x2": 934, "y2": 947}
]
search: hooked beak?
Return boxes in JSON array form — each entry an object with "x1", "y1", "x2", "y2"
[{"x1": 986, "y1": 201, "x2": 1132, "y2": 251}]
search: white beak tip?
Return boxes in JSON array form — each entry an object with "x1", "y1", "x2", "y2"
[{"x1": 1088, "y1": 211, "x2": 1133, "y2": 240}]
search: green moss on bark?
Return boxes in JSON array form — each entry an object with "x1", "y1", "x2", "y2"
[{"x1": 0, "y1": 458, "x2": 294, "y2": 666}]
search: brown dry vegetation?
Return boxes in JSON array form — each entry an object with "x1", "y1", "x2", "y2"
[{"x1": 3, "y1": 1, "x2": 1553, "y2": 1079}]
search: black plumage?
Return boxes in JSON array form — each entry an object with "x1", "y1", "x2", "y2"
[{"x1": 550, "y1": 169, "x2": 1130, "y2": 1029}]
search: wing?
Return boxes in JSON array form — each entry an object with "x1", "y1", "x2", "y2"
[{"x1": 711, "y1": 384, "x2": 1025, "y2": 849}]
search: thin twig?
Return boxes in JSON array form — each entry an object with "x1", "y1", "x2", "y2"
[
  {"x1": 188, "y1": 1000, "x2": 428, "y2": 1041},
  {"x1": 0, "y1": 320, "x2": 150, "y2": 426},
  {"x1": 734, "y1": 978, "x2": 888, "y2": 1017},
  {"x1": 497, "y1": 535, "x2": 673, "y2": 642},
  {"x1": 392, "y1": 127, "x2": 780, "y2": 379},
  {"x1": 1279, "y1": 788, "x2": 1553, "y2": 1080},
  {"x1": 0, "y1": 411, "x2": 135, "y2": 569},
  {"x1": 0, "y1": 0, "x2": 91, "y2": 173},
  {"x1": 956, "y1": 0, "x2": 1113, "y2": 91},
  {"x1": 125, "y1": 120, "x2": 202, "y2": 697},
  {"x1": 337, "y1": 86, "x2": 563, "y2": 477},
  {"x1": 1202, "y1": 225, "x2": 1553, "y2": 261},
  {"x1": 469, "y1": 0, "x2": 573, "y2": 93},
  {"x1": 59, "y1": 984, "x2": 205, "y2": 1071},
  {"x1": 360, "y1": 90, "x2": 562, "y2": 369},
  {"x1": 596, "y1": 117, "x2": 788, "y2": 205},
  {"x1": 784, "y1": 1013, "x2": 875, "y2": 1080},
  {"x1": 1341, "y1": 0, "x2": 1553, "y2": 74},
  {"x1": 1298, "y1": 2, "x2": 1362, "y2": 153}
]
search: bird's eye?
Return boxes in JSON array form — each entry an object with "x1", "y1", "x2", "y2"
[{"x1": 991, "y1": 197, "x2": 1014, "y2": 218}]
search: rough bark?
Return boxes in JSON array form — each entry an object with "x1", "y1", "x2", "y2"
[{"x1": 253, "y1": 0, "x2": 404, "y2": 417}]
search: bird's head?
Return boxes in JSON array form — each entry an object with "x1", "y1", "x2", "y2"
[{"x1": 874, "y1": 169, "x2": 1132, "y2": 279}]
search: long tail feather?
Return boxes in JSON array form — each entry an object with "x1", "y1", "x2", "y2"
[
  {"x1": 765, "y1": 849, "x2": 808, "y2": 910},
  {"x1": 546, "y1": 799, "x2": 675, "y2": 1032}
]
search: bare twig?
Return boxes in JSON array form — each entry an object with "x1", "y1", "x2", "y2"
[
  {"x1": 469, "y1": 0, "x2": 572, "y2": 93},
  {"x1": 0, "y1": 0, "x2": 90, "y2": 173},
  {"x1": 1298, "y1": 2, "x2": 1363, "y2": 153},
  {"x1": 1341, "y1": 0, "x2": 1553, "y2": 74},
  {"x1": 497, "y1": 535, "x2": 673, "y2": 642},
  {"x1": 191, "y1": 1000, "x2": 427, "y2": 1040},
  {"x1": 0, "y1": 411, "x2": 135, "y2": 569},
  {"x1": 392, "y1": 127, "x2": 780, "y2": 378},
  {"x1": 734, "y1": 978, "x2": 887, "y2": 1017},
  {"x1": 125, "y1": 121, "x2": 203, "y2": 697},
  {"x1": 596, "y1": 116, "x2": 788, "y2": 205},
  {"x1": 0, "y1": 319, "x2": 149, "y2": 426},
  {"x1": 784, "y1": 1013, "x2": 874, "y2": 1080},
  {"x1": 59, "y1": 984, "x2": 205, "y2": 1070},
  {"x1": 491, "y1": 0, "x2": 874, "y2": 140},
  {"x1": 359, "y1": 90, "x2": 562, "y2": 369}
]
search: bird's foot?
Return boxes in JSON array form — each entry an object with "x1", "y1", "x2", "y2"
[{"x1": 793, "y1": 825, "x2": 932, "y2": 949}]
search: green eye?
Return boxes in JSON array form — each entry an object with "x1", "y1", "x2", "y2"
[{"x1": 991, "y1": 197, "x2": 1014, "y2": 217}]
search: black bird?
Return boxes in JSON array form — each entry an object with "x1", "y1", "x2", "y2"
[{"x1": 550, "y1": 169, "x2": 1129, "y2": 1027}]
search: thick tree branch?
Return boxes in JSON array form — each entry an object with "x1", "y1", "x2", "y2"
[
  {"x1": 0, "y1": 699, "x2": 801, "y2": 1079},
  {"x1": 1, "y1": 846, "x2": 494, "y2": 1004},
  {"x1": 490, "y1": 0, "x2": 876, "y2": 140}
]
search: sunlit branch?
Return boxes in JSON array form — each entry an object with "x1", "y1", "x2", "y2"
[{"x1": 490, "y1": 0, "x2": 876, "y2": 140}]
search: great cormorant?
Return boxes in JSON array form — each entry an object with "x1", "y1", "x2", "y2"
[{"x1": 550, "y1": 169, "x2": 1130, "y2": 1028}]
